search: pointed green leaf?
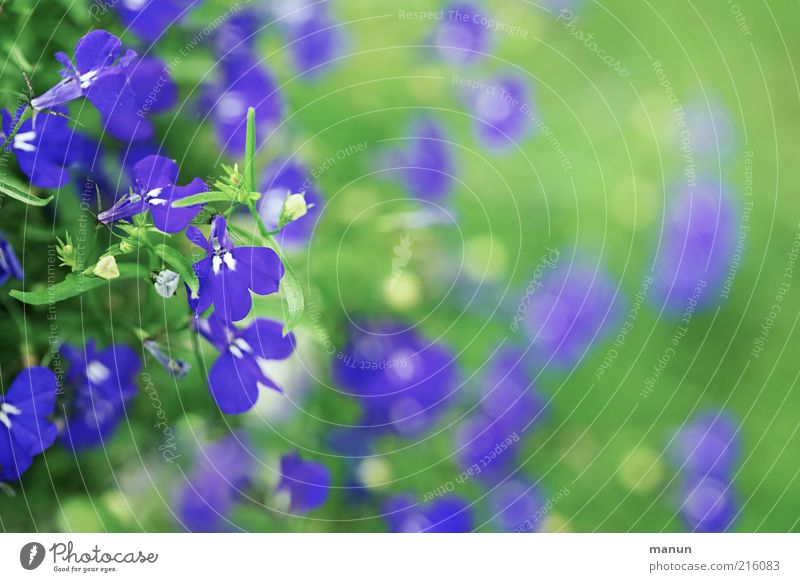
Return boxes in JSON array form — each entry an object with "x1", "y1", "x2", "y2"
[
  {"x1": 244, "y1": 106, "x2": 256, "y2": 193},
  {"x1": 171, "y1": 191, "x2": 231, "y2": 208},
  {"x1": 0, "y1": 179, "x2": 53, "y2": 207},
  {"x1": 9, "y1": 264, "x2": 148, "y2": 305},
  {"x1": 153, "y1": 244, "x2": 199, "y2": 298}
]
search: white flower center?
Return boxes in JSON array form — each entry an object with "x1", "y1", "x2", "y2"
[
  {"x1": 79, "y1": 69, "x2": 99, "y2": 89},
  {"x1": 0, "y1": 402, "x2": 22, "y2": 429},
  {"x1": 13, "y1": 131, "x2": 37, "y2": 152},
  {"x1": 86, "y1": 360, "x2": 111, "y2": 384}
]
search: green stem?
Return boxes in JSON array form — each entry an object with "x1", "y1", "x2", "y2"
[{"x1": 0, "y1": 104, "x2": 31, "y2": 151}]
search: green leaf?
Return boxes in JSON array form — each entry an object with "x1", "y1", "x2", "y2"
[
  {"x1": 171, "y1": 191, "x2": 230, "y2": 208},
  {"x1": 279, "y1": 262, "x2": 304, "y2": 336},
  {"x1": 9, "y1": 264, "x2": 147, "y2": 305},
  {"x1": 0, "y1": 178, "x2": 53, "y2": 207},
  {"x1": 153, "y1": 244, "x2": 199, "y2": 298},
  {"x1": 244, "y1": 106, "x2": 256, "y2": 193}
]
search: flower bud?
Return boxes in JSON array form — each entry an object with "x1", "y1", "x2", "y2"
[
  {"x1": 119, "y1": 240, "x2": 135, "y2": 254},
  {"x1": 280, "y1": 192, "x2": 308, "y2": 226},
  {"x1": 154, "y1": 269, "x2": 180, "y2": 298},
  {"x1": 93, "y1": 255, "x2": 120, "y2": 280}
]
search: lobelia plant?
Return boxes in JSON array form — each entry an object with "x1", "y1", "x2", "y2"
[{"x1": 0, "y1": 49, "x2": 307, "y2": 482}]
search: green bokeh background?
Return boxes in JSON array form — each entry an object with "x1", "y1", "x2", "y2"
[{"x1": 0, "y1": 0, "x2": 798, "y2": 532}]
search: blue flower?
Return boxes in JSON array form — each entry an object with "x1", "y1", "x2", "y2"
[
  {"x1": 333, "y1": 322, "x2": 460, "y2": 436},
  {"x1": 433, "y1": 3, "x2": 491, "y2": 63},
  {"x1": 0, "y1": 232, "x2": 23, "y2": 286},
  {"x1": 277, "y1": 453, "x2": 332, "y2": 514},
  {"x1": 175, "y1": 433, "x2": 253, "y2": 532},
  {"x1": 143, "y1": 339, "x2": 190, "y2": 378},
  {"x1": 102, "y1": 56, "x2": 178, "y2": 141},
  {"x1": 187, "y1": 215, "x2": 284, "y2": 324},
  {"x1": 114, "y1": 0, "x2": 200, "y2": 44},
  {"x1": 98, "y1": 154, "x2": 207, "y2": 232},
  {"x1": 1, "y1": 106, "x2": 84, "y2": 188},
  {"x1": 465, "y1": 74, "x2": 533, "y2": 148},
  {"x1": 523, "y1": 257, "x2": 623, "y2": 369},
  {"x1": 671, "y1": 410, "x2": 740, "y2": 481},
  {"x1": 679, "y1": 477, "x2": 737, "y2": 532},
  {"x1": 382, "y1": 118, "x2": 455, "y2": 202},
  {"x1": 650, "y1": 182, "x2": 738, "y2": 313},
  {"x1": 0, "y1": 367, "x2": 58, "y2": 481},
  {"x1": 454, "y1": 413, "x2": 524, "y2": 484},
  {"x1": 201, "y1": 54, "x2": 283, "y2": 156},
  {"x1": 59, "y1": 340, "x2": 141, "y2": 451},
  {"x1": 31, "y1": 31, "x2": 136, "y2": 119},
  {"x1": 258, "y1": 159, "x2": 323, "y2": 248},
  {"x1": 383, "y1": 494, "x2": 473, "y2": 532},
  {"x1": 477, "y1": 347, "x2": 548, "y2": 430},
  {"x1": 196, "y1": 315, "x2": 295, "y2": 414},
  {"x1": 281, "y1": 3, "x2": 342, "y2": 76},
  {"x1": 486, "y1": 480, "x2": 545, "y2": 532}
]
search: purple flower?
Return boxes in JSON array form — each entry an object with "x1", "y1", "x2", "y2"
[
  {"x1": 202, "y1": 54, "x2": 283, "y2": 156},
  {"x1": 433, "y1": 3, "x2": 491, "y2": 63},
  {"x1": 671, "y1": 411, "x2": 740, "y2": 481},
  {"x1": 651, "y1": 182, "x2": 738, "y2": 313},
  {"x1": 98, "y1": 154, "x2": 207, "y2": 232},
  {"x1": 486, "y1": 480, "x2": 545, "y2": 532},
  {"x1": 0, "y1": 232, "x2": 24, "y2": 286},
  {"x1": 465, "y1": 75, "x2": 532, "y2": 148},
  {"x1": 383, "y1": 494, "x2": 473, "y2": 532},
  {"x1": 477, "y1": 347, "x2": 547, "y2": 430},
  {"x1": 59, "y1": 340, "x2": 141, "y2": 451},
  {"x1": 454, "y1": 413, "x2": 523, "y2": 484},
  {"x1": 31, "y1": 31, "x2": 136, "y2": 118},
  {"x1": 196, "y1": 314, "x2": 295, "y2": 414},
  {"x1": 333, "y1": 322, "x2": 460, "y2": 435},
  {"x1": 175, "y1": 433, "x2": 253, "y2": 532},
  {"x1": 277, "y1": 453, "x2": 332, "y2": 514},
  {"x1": 102, "y1": 56, "x2": 178, "y2": 141},
  {"x1": 0, "y1": 367, "x2": 58, "y2": 481},
  {"x1": 282, "y1": 3, "x2": 342, "y2": 76},
  {"x1": 258, "y1": 159, "x2": 322, "y2": 247},
  {"x1": 114, "y1": 0, "x2": 199, "y2": 44},
  {"x1": 523, "y1": 258, "x2": 623, "y2": 369},
  {"x1": 382, "y1": 118, "x2": 455, "y2": 202},
  {"x1": 1, "y1": 107, "x2": 84, "y2": 188},
  {"x1": 214, "y1": 9, "x2": 261, "y2": 56},
  {"x1": 680, "y1": 477, "x2": 737, "y2": 532},
  {"x1": 187, "y1": 215, "x2": 284, "y2": 324},
  {"x1": 143, "y1": 339, "x2": 190, "y2": 378}
]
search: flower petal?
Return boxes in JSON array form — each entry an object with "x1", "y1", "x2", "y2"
[
  {"x1": 207, "y1": 352, "x2": 261, "y2": 414},
  {"x1": 231, "y1": 246, "x2": 283, "y2": 296}
]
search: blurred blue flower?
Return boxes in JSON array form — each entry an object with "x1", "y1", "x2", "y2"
[
  {"x1": 466, "y1": 75, "x2": 533, "y2": 148},
  {"x1": 333, "y1": 322, "x2": 460, "y2": 436},
  {"x1": 214, "y1": 9, "x2": 262, "y2": 56},
  {"x1": 187, "y1": 215, "x2": 284, "y2": 324},
  {"x1": 114, "y1": 0, "x2": 199, "y2": 44},
  {"x1": 201, "y1": 54, "x2": 283, "y2": 156},
  {"x1": 258, "y1": 159, "x2": 322, "y2": 248},
  {"x1": 196, "y1": 314, "x2": 295, "y2": 414},
  {"x1": 478, "y1": 347, "x2": 547, "y2": 430},
  {"x1": 1, "y1": 106, "x2": 84, "y2": 188},
  {"x1": 524, "y1": 258, "x2": 623, "y2": 369},
  {"x1": 277, "y1": 452, "x2": 332, "y2": 514},
  {"x1": 679, "y1": 477, "x2": 737, "y2": 532},
  {"x1": 433, "y1": 3, "x2": 491, "y2": 63},
  {"x1": 671, "y1": 410, "x2": 740, "y2": 481},
  {"x1": 60, "y1": 340, "x2": 141, "y2": 451},
  {"x1": 0, "y1": 232, "x2": 24, "y2": 286},
  {"x1": 382, "y1": 118, "x2": 455, "y2": 202},
  {"x1": 98, "y1": 154, "x2": 207, "y2": 232},
  {"x1": 103, "y1": 56, "x2": 177, "y2": 141},
  {"x1": 486, "y1": 479, "x2": 545, "y2": 532},
  {"x1": 454, "y1": 413, "x2": 524, "y2": 484},
  {"x1": 0, "y1": 367, "x2": 59, "y2": 481},
  {"x1": 31, "y1": 31, "x2": 136, "y2": 118},
  {"x1": 651, "y1": 182, "x2": 738, "y2": 313},
  {"x1": 383, "y1": 494, "x2": 473, "y2": 532},
  {"x1": 281, "y1": 2, "x2": 342, "y2": 76},
  {"x1": 175, "y1": 433, "x2": 253, "y2": 532}
]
